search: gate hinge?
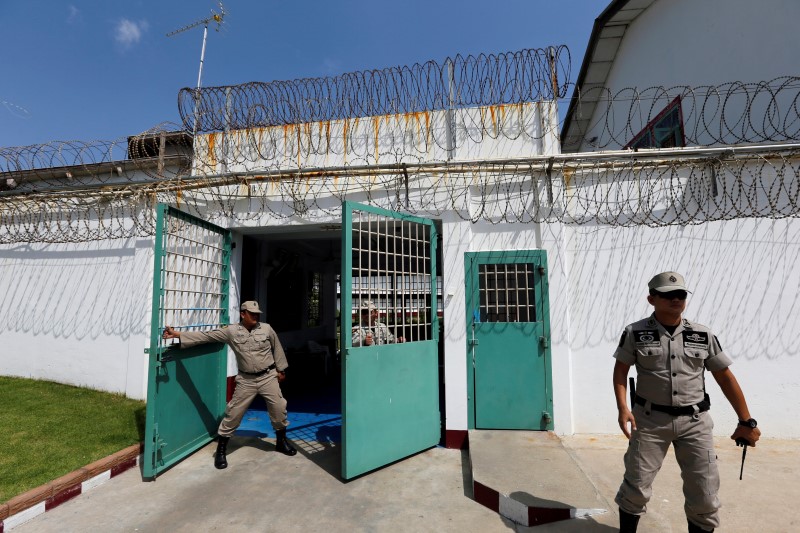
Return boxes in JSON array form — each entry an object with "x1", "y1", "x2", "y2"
[
  {"x1": 468, "y1": 339, "x2": 479, "y2": 346},
  {"x1": 541, "y1": 411, "x2": 552, "y2": 423},
  {"x1": 539, "y1": 336, "x2": 549, "y2": 348}
]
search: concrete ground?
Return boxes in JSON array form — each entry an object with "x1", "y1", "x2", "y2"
[{"x1": 11, "y1": 434, "x2": 799, "y2": 532}]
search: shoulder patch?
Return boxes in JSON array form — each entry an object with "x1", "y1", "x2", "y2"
[
  {"x1": 618, "y1": 331, "x2": 627, "y2": 347},
  {"x1": 682, "y1": 330, "x2": 709, "y2": 348},
  {"x1": 633, "y1": 330, "x2": 660, "y2": 347}
]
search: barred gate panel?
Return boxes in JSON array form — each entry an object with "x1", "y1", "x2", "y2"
[{"x1": 143, "y1": 204, "x2": 230, "y2": 479}]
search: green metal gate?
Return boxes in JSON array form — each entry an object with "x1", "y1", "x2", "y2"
[
  {"x1": 340, "y1": 202, "x2": 440, "y2": 479},
  {"x1": 465, "y1": 250, "x2": 553, "y2": 430},
  {"x1": 143, "y1": 204, "x2": 231, "y2": 479}
]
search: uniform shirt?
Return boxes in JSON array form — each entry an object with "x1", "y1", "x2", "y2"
[
  {"x1": 180, "y1": 322, "x2": 288, "y2": 374},
  {"x1": 352, "y1": 322, "x2": 396, "y2": 347},
  {"x1": 613, "y1": 314, "x2": 732, "y2": 406}
]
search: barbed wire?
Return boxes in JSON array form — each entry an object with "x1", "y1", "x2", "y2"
[
  {"x1": 563, "y1": 77, "x2": 800, "y2": 150},
  {"x1": 179, "y1": 47, "x2": 571, "y2": 133},
  {"x1": 0, "y1": 123, "x2": 193, "y2": 191},
  {"x1": 1, "y1": 148, "x2": 798, "y2": 244}
]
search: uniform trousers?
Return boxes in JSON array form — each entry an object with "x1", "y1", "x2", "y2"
[
  {"x1": 217, "y1": 370, "x2": 289, "y2": 437},
  {"x1": 615, "y1": 403, "x2": 721, "y2": 530}
]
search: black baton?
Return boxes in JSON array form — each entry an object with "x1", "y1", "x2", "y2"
[
  {"x1": 629, "y1": 377, "x2": 635, "y2": 407},
  {"x1": 735, "y1": 438, "x2": 748, "y2": 480}
]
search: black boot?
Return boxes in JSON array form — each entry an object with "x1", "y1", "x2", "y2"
[
  {"x1": 275, "y1": 429, "x2": 297, "y2": 456},
  {"x1": 214, "y1": 436, "x2": 230, "y2": 469},
  {"x1": 619, "y1": 508, "x2": 640, "y2": 533},
  {"x1": 688, "y1": 519, "x2": 713, "y2": 533}
]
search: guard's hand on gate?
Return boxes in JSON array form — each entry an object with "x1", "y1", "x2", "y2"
[{"x1": 162, "y1": 326, "x2": 180, "y2": 340}]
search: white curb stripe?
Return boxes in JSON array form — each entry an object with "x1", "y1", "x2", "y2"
[
  {"x1": 3, "y1": 501, "x2": 46, "y2": 530},
  {"x1": 498, "y1": 493, "x2": 529, "y2": 525},
  {"x1": 571, "y1": 508, "x2": 608, "y2": 518},
  {"x1": 81, "y1": 470, "x2": 111, "y2": 492}
]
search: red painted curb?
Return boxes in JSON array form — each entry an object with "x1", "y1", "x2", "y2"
[
  {"x1": 466, "y1": 432, "x2": 591, "y2": 527},
  {"x1": 0, "y1": 443, "x2": 142, "y2": 531}
]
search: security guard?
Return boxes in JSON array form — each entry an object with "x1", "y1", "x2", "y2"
[
  {"x1": 162, "y1": 300, "x2": 296, "y2": 469},
  {"x1": 351, "y1": 300, "x2": 405, "y2": 346},
  {"x1": 612, "y1": 272, "x2": 761, "y2": 532}
]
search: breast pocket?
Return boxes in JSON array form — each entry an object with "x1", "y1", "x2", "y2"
[
  {"x1": 253, "y1": 332, "x2": 268, "y2": 344},
  {"x1": 636, "y1": 347, "x2": 665, "y2": 370},
  {"x1": 685, "y1": 348, "x2": 709, "y2": 370}
]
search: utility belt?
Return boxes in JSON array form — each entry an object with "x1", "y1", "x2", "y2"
[
  {"x1": 239, "y1": 363, "x2": 276, "y2": 377},
  {"x1": 635, "y1": 393, "x2": 710, "y2": 416}
]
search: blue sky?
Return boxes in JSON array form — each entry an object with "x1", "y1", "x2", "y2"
[{"x1": 0, "y1": 1, "x2": 606, "y2": 148}]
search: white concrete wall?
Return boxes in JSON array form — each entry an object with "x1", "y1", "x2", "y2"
[
  {"x1": 0, "y1": 238, "x2": 154, "y2": 399},
  {"x1": 564, "y1": 218, "x2": 800, "y2": 437},
  {"x1": 194, "y1": 101, "x2": 558, "y2": 176},
  {"x1": 0, "y1": 215, "x2": 244, "y2": 399},
  {"x1": 578, "y1": 0, "x2": 800, "y2": 150}
]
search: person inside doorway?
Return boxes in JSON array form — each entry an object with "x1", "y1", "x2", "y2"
[
  {"x1": 612, "y1": 272, "x2": 760, "y2": 532},
  {"x1": 162, "y1": 300, "x2": 297, "y2": 469},
  {"x1": 351, "y1": 300, "x2": 405, "y2": 346}
]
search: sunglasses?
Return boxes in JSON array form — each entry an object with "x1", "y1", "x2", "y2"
[{"x1": 656, "y1": 290, "x2": 688, "y2": 301}]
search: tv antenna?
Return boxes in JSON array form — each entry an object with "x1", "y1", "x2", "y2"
[{"x1": 167, "y1": 2, "x2": 226, "y2": 92}]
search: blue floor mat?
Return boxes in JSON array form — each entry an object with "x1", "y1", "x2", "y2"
[{"x1": 235, "y1": 389, "x2": 341, "y2": 443}]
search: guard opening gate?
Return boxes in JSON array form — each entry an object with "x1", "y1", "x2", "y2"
[{"x1": 143, "y1": 204, "x2": 231, "y2": 479}]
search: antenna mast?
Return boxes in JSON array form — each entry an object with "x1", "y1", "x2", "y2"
[{"x1": 167, "y1": 2, "x2": 226, "y2": 92}]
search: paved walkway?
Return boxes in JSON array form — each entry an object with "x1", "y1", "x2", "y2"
[{"x1": 7, "y1": 434, "x2": 799, "y2": 532}]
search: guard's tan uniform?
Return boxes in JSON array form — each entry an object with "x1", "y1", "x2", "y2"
[
  {"x1": 613, "y1": 314, "x2": 732, "y2": 530},
  {"x1": 351, "y1": 322, "x2": 396, "y2": 346},
  {"x1": 180, "y1": 322, "x2": 290, "y2": 437}
]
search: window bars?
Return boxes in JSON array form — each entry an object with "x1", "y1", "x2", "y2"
[
  {"x1": 351, "y1": 210, "x2": 433, "y2": 343},
  {"x1": 159, "y1": 214, "x2": 227, "y2": 347},
  {"x1": 478, "y1": 263, "x2": 537, "y2": 323}
]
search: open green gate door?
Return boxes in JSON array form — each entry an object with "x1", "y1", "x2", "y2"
[
  {"x1": 341, "y1": 202, "x2": 440, "y2": 479},
  {"x1": 143, "y1": 204, "x2": 231, "y2": 479}
]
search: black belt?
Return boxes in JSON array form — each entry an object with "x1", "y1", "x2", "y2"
[
  {"x1": 239, "y1": 363, "x2": 276, "y2": 377},
  {"x1": 635, "y1": 393, "x2": 710, "y2": 416}
]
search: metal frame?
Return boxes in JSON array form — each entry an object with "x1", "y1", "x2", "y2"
[
  {"x1": 341, "y1": 202, "x2": 439, "y2": 349},
  {"x1": 340, "y1": 201, "x2": 440, "y2": 479},
  {"x1": 143, "y1": 203, "x2": 231, "y2": 479}
]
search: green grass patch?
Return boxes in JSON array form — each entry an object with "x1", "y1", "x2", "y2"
[{"x1": 0, "y1": 376, "x2": 145, "y2": 503}]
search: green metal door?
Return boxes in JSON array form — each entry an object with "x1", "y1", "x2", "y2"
[
  {"x1": 341, "y1": 202, "x2": 440, "y2": 479},
  {"x1": 465, "y1": 251, "x2": 553, "y2": 430},
  {"x1": 143, "y1": 204, "x2": 231, "y2": 479}
]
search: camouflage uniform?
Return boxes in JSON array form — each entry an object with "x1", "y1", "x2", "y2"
[{"x1": 351, "y1": 322, "x2": 396, "y2": 346}]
